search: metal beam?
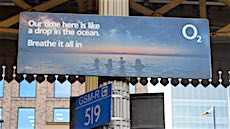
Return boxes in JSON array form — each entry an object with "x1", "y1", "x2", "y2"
[
  {"x1": 0, "y1": 0, "x2": 68, "y2": 28},
  {"x1": 87, "y1": 0, "x2": 93, "y2": 12},
  {"x1": 212, "y1": 24, "x2": 230, "y2": 37},
  {"x1": 199, "y1": 0, "x2": 207, "y2": 18},
  {"x1": 145, "y1": 0, "x2": 225, "y2": 6},
  {"x1": 217, "y1": 24, "x2": 230, "y2": 33},
  {"x1": 0, "y1": 1, "x2": 15, "y2": 6},
  {"x1": 215, "y1": 0, "x2": 230, "y2": 6},
  {"x1": 0, "y1": 28, "x2": 18, "y2": 35},
  {"x1": 213, "y1": 32, "x2": 230, "y2": 37},
  {"x1": 12, "y1": 0, "x2": 32, "y2": 10},
  {"x1": 0, "y1": 15, "x2": 20, "y2": 28},
  {"x1": 156, "y1": 0, "x2": 185, "y2": 15},
  {"x1": 30, "y1": 0, "x2": 68, "y2": 11},
  {"x1": 75, "y1": 0, "x2": 88, "y2": 13},
  {"x1": 130, "y1": 0, "x2": 162, "y2": 16}
]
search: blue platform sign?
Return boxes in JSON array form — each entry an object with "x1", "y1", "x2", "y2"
[
  {"x1": 75, "y1": 84, "x2": 112, "y2": 129},
  {"x1": 18, "y1": 12, "x2": 212, "y2": 79}
]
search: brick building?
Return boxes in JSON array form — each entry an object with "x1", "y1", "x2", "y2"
[{"x1": 0, "y1": 67, "x2": 85, "y2": 129}]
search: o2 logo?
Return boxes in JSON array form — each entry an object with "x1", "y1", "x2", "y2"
[{"x1": 182, "y1": 24, "x2": 202, "y2": 43}]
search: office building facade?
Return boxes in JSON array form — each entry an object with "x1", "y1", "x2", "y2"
[
  {"x1": 0, "y1": 68, "x2": 85, "y2": 129},
  {"x1": 148, "y1": 78, "x2": 230, "y2": 129}
]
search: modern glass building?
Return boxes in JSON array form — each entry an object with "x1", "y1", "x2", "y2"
[
  {"x1": 172, "y1": 84, "x2": 229, "y2": 129},
  {"x1": 148, "y1": 80, "x2": 230, "y2": 129}
]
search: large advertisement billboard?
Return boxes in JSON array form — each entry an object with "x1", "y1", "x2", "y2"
[{"x1": 18, "y1": 12, "x2": 211, "y2": 78}]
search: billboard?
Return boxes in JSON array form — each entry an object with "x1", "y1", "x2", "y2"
[{"x1": 18, "y1": 12, "x2": 211, "y2": 78}]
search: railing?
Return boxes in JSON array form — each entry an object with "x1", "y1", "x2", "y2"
[{"x1": 1, "y1": 65, "x2": 229, "y2": 87}]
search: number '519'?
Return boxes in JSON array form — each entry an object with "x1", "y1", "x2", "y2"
[{"x1": 84, "y1": 105, "x2": 101, "y2": 126}]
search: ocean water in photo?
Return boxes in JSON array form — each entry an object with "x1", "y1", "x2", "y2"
[{"x1": 18, "y1": 52, "x2": 210, "y2": 78}]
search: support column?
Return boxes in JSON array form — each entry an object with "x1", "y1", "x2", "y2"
[
  {"x1": 85, "y1": 76, "x2": 98, "y2": 92},
  {"x1": 100, "y1": 81, "x2": 130, "y2": 129},
  {"x1": 199, "y1": 0, "x2": 207, "y2": 18},
  {"x1": 84, "y1": 0, "x2": 130, "y2": 93},
  {"x1": 99, "y1": 0, "x2": 129, "y2": 16},
  {"x1": 98, "y1": 1, "x2": 130, "y2": 129}
]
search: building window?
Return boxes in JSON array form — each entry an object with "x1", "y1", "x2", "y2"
[
  {"x1": 54, "y1": 109, "x2": 70, "y2": 122},
  {"x1": 0, "y1": 108, "x2": 2, "y2": 120},
  {"x1": 172, "y1": 84, "x2": 228, "y2": 129},
  {"x1": 54, "y1": 80, "x2": 71, "y2": 98},
  {"x1": 0, "y1": 79, "x2": 4, "y2": 97},
  {"x1": 18, "y1": 108, "x2": 35, "y2": 129},
  {"x1": 19, "y1": 80, "x2": 36, "y2": 98},
  {"x1": 129, "y1": 83, "x2": 136, "y2": 94}
]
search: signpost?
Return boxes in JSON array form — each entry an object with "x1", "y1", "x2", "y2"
[{"x1": 74, "y1": 84, "x2": 112, "y2": 129}]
